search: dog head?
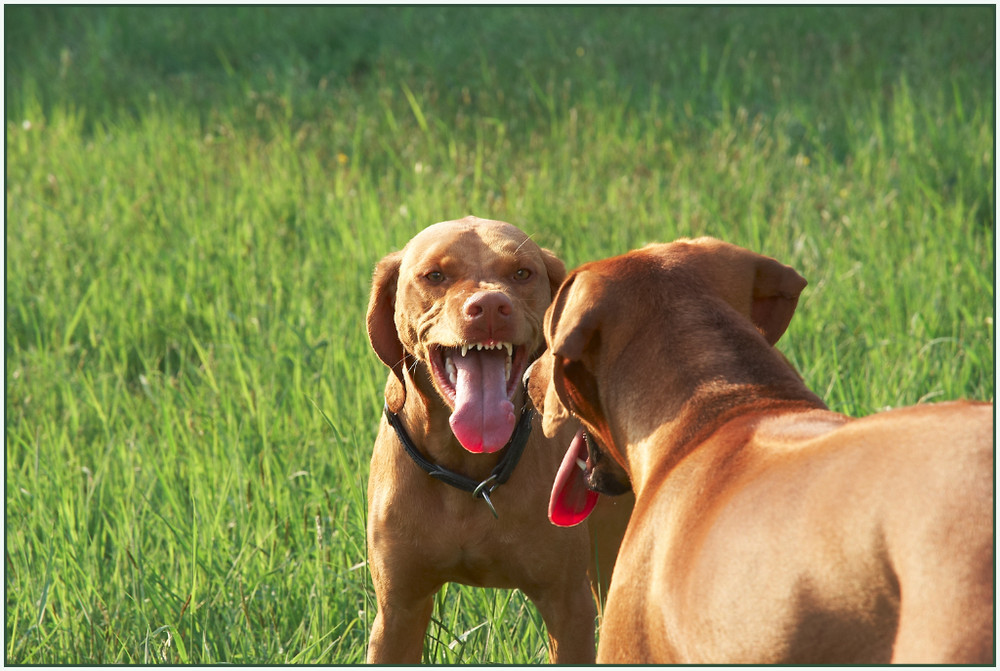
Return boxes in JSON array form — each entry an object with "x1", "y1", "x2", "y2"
[
  {"x1": 367, "y1": 216, "x2": 565, "y2": 453},
  {"x1": 530, "y1": 237, "x2": 807, "y2": 526}
]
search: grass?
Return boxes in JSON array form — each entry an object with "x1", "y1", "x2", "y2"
[{"x1": 4, "y1": 5, "x2": 994, "y2": 665}]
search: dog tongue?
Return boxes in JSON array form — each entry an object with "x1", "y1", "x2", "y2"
[
  {"x1": 449, "y1": 348, "x2": 515, "y2": 453},
  {"x1": 549, "y1": 430, "x2": 600, "y2": 527}
]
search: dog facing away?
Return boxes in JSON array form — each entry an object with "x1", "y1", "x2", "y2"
[
  {"x1": 527, "y1": 236, "x2": 993, "y2": 664},
  {"x1": 364, "y1": 216, "x2": 630, "y2": 663}
]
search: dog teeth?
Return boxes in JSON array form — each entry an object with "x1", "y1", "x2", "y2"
[
  {"x1": 446, "y1": 357, "x2": 457, "y2": 386},
  {"x1": 453, "y1": 342, "x2": 515, "y2": 382},
  {"x1": 576, "y1": 458, "x2": 588, "y2": 472},
  {"x1": 457, "y1": 342, "x2": 513, "y2": 355}
]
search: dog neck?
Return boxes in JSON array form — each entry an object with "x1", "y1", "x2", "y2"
[
  {"x1": 626, "y1": 380, "x2": 823, "y2": 502},
  {"x1": 608, "y1": 316, "x2": 827, "y2": 496},
  {"x1": 384, "y1": 400, "x2": 534, "y2": 519}
]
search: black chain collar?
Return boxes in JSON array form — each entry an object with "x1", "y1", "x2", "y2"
[{"x1": 383, "y1": 402, "x2": 535, "y2": 518}]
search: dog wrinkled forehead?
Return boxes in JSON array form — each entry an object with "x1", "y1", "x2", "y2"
[{"x1": 400, "y1": 216, "x2": 539, "y2": 270}]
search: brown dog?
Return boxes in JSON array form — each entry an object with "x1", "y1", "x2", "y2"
[
  {"x1": 527, "y1": 236, "x2": 994, "y2": 664},
  {"x1": 365, "y1": 216, "x2": 629, "y2": 663}
]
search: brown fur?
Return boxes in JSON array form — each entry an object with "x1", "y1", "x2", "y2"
[
  {"x1": 364, "y1": 216, "x2": 631, "y2": 663},
  {"x1": 529, "y1": 237, "x2": 993, "y2": 664}
]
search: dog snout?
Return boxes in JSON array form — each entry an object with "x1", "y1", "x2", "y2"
[{"x1": 463, "y1": 290, "x2": 513, "y2": 333}]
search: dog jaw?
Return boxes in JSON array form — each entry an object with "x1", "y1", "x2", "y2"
[
  {"x1": 442, "y1": 342, "x2": 514, "y2": 388},
  {"x1": 549, "y1": 428, "x2": 632, "y2": 527},
  {"x1": 428, "y1": 341, "x2": 532, "y2": 453},
  {"x1": 429, "y1": 341, "x2": 527, "y2": 404},
  {"x1": 549, "y1": 429, "x2": 601, "y2": 526}
]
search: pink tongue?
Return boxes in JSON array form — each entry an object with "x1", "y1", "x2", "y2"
[
  {"x1": 549, "y1": 430, "x2": 600, "y2": 527},
  {"x1": 449, "y1": 348, "x2": 515, "y2": 453}
]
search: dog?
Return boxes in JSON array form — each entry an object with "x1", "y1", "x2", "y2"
[
  {"x1": 364, "y1": 216, "x2": 630, "y2": 663},
  {"x1": 526, "y1": 236, "x2": 994, "y2": 664}
]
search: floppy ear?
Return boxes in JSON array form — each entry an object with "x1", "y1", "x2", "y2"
[
  {"x1": 690, "y1": 238, "x2": 807, "y2": 346},
  {"x1": 545, "y1": 269, "x2": 620, "y2": 460},
  {"x1": 526, "y1": 353, "x2": 572, "y2": 437},
  {"x1": 545, "y1": 270, "x2": 606, "y2": 418},
  {"x1": 539, "y1": 246, "x2": 567, "y2": 302},
  {"x1": 749, "y1": 255, "x2": 807, "y2": 345},
  {"x1": 366, "y1": 250, "x2": 407, "y2": 412},
  {"x1": 546, "y1": 271, "x2": 604, "y2": 363}
]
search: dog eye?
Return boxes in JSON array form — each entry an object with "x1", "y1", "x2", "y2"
[
  {"x1": 513, "y1": 268, "x2": 532, "y2": 281},
  {"x1": 424, "y1": 270, "x2": 446, "y2": 283}
]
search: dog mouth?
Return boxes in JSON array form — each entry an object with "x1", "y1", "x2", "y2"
[
  {"x1": 429, "y1": 341, "x2": 531, "y2": 454},
  {"x1": 548, "y1": 429, "x2": 601, "y2": 527}
]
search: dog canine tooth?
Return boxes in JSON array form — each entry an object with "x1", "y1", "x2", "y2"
[
  {"x1": 504, "y1": 343, "x2": 513, "y2": 357},
  {"x1": 461, "y1": 343, "x2": 470, "y2": 357},
  {"x1": 576, "y1": 458, "x2": 588, "y2": 471}
]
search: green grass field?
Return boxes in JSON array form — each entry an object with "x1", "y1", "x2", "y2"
[{"x1": 5, "y1": 6, "x2": 994, "y2": 664}]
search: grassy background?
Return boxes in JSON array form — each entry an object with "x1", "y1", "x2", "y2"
[{"x1": 5, "y1": 5, "x2": 994, "y2": 664}]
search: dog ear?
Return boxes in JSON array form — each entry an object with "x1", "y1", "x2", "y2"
[
  {"x1": 749, "y1": 256, "x2": 807, "y2": 345},
  {"x1": 546, "y1": 270, "x2": 604, "y2": 363},
  {"x1": 688, "y1": 238, "x2": 807, "y2": 346},
  {"x1": 527, "y1": 353, "x2": 573, "y2": 437},
  {"x1": 545, "y1": 270, "x2": 606, "y2": 414},
  {"x1": 538, "y1": 246, "x2": 567, "y2": 302},
  {"x1": 545, "y1": 270, "x2": 619, "y2": 458},
  {"x1": 366, "y1": 250, "x2": 407, "y2": 412}
]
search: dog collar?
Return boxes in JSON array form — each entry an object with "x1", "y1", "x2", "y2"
[{"x1": 383, "y1": 402, "x2": 535, "y2": 519}]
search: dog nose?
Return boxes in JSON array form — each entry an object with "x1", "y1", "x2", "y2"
[{"x1": 463, "y1": 291, "x2": 513, "y2": 325}]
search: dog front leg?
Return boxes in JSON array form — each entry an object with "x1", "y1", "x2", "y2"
[
  {"x1": 366, "y1": 595, "x2": 435, "y2": 664},
  {"x1": 525, "y1": 577, "x2": 597, "y2": 663}
]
